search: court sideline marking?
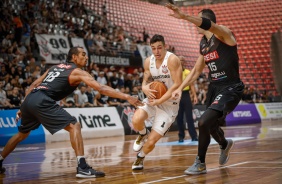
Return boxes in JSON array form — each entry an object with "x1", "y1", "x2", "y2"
[{"x1": 140, "y1": 162, "x2": 249, "y2": 184}]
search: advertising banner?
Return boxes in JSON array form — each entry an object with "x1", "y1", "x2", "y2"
[
  {"x1": 226, "y1": 104, "x2": 261, "y2": 126},
  {"x1": 255, "y1": 102, "x2": 282, "y2": 120},
  {"x1": 0, "y1": 109, "x2": 45, "y2": 146},
  {"x1": 43, "y1": 107, "x2": 124, "y2": 143},
  {"x1": 35, "y1": 34, "x2": 71, "y2": 64}
]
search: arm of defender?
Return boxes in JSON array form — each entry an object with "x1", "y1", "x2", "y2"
[
  {"x1": 166, "y1": 3, "x2": 236, "y2": 45},
  {"x1": 71, "y1": 69, "x2": 143, "y2": 107}
]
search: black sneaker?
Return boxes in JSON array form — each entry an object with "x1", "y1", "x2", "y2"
[{"x1": 76, "y1": 164, "x2": 105, "y2": 178}]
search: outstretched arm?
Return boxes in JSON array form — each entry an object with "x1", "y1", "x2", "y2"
[
  {"x1": 70, "y1": 69, "x2": 143, "y2": 107},
  {"x1": 166, "y1": 3, "x2": 236, "y2": 45}
]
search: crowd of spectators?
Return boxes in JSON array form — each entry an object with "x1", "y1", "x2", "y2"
[{"x1": 0, "y1": 0, "x2": 277, "y2": 110}]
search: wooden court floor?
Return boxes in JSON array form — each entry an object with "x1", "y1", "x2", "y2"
[{"x1": 1, "y1": 120, "x2": 282, "y2": 184}]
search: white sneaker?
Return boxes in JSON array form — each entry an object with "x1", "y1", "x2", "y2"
[
  {"x1": 133, "y1": 129, "x2": 149, "y2": 152},
  {"x1": 132, "y1": 155, "x2": 145, "y2": 170}
]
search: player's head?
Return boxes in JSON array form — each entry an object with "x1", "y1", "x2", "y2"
[
  {"x1": 150, "y1": 34, "x2": 166, "y2": 60},
  {"x1": 197, "y1": 9, "x2": 216, "y2": 34},
  {"x1": 67, "y1": 46, "x2": 88, "y2": 67}
]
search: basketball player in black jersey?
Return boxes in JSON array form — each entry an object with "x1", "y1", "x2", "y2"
[
  {"x1": 0, "y1": 47, "x2": 143, "y2": 178},
  {"x1": 167, "y1": 4, "x2": 244, "y2": 174}
]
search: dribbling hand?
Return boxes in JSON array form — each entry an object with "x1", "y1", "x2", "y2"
[{"x1": 16, "y1": 110, "x2": 22, "y2": 123}]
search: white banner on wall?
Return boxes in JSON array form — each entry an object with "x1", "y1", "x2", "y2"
[
  {"x1": 255, "y1": 102, "x2": 282, "y2": 120},
  {"x1": 43, "y1": 107, "x2": 124, "y2": 143},
  {"x1": 35, "y1": 34, "x2": 71, "y2": 64}
]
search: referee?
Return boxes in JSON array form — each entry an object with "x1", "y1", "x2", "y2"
[{"x1": 177, "y1": 56, "x2": 198, "y2": 142}]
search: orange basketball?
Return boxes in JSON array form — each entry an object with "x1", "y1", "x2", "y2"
[{"x1": 150, "y1": 81, "x2": 167, "y2": 99}]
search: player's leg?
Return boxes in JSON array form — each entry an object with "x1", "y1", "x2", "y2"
[
  {"x1": 184, "y1": 108, "x2": 221, "y2": 175},
  {"x1": 0, "y1": 132, "x2": 30, "y2": 174},
  {"x1": 63, "y1": 122, "x2": 105, "y2": 178},
  {"x1": 132, "y1": 99, "x2": 154, "y2": 152}
]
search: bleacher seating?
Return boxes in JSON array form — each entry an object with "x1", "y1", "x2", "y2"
[{"x1": 82, "y1": 0, "x2": 282, "y2": 95}]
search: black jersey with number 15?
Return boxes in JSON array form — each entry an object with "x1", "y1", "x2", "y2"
[
  {"x1": 37, "y1": 63, "x2": 79, "y2": 101},
  {"x1": 200, "y1": 34, "x2": 240, "y2": 85}
]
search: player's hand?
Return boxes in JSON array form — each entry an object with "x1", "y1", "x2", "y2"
[
  {"x1": 165, "y1": 3, "x2": 185, "y2": 19},
  {"x1": 16, "y1": 110, "x2": 22, "y2": 123},
  {"x1": 127, "y1": 95, "x2": 144, "y2": 107},
  {"x1": 142, "y1": 82, "x2": 157, "y2": 99},
  {"x1": 147, "y1": 98, "x2": 160, "y2": 106},
  {"x1": 172, "y1": 88, "x2": 182, "y2": 100}
]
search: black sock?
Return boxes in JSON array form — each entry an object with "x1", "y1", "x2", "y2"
[
  {"x1": 198, "y1": 156, "x2": 205, "y2": 163},
  {"x1": 220, "y1": 140, "x2": 228, "y2": 150},
  {"x1": 78, "y1": 157, "x2": 87, "y2": 169}
]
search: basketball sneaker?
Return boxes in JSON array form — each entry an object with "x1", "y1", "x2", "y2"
[
  {"x1": 0, "y1": 160, "x2": 5, "y2": 174},
  {"x1": 132, "y1": 155, "x2": 145, "y2": 170},
  {"x1": 184, "y1": 156, "x2": 207, "y2": 175},
  {"x1": 133, "y1": 129, "x2": 149, "y2": 152},
  {"x1": 76, "y1": 164, "x2": 105, "y2": 178},
  {"x1": 219, "y1": 139, "x2": 234, "y2": 165}
]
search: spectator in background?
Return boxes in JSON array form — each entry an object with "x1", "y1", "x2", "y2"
[
  {"x1": 97, "y1": 71, "x2": 107, "y2": 85},
  {"x1": 142, "y1": 27, "x2": 149, "y2": 43},
  {"x1": 7, "y1": 86, "x2": 21, "y2": 107},
  {"x1": 74, "y1": 85, "x2": 94, "y2": 107},
  {"x1": 61, "y1": 93, "x2": 76, "y2": 108},
  {"x1": 85, "y1": 85, "x2": 96, "y2": 106},
  {"x1": 94, "y1": 92, "x2": 109, "y2": 107},
  {"x1": 0, "y1": 80, "x2": 14, "y2": 109},
  {"x1": 12, "y1": 13, "x2": 23, "y2": 45}
]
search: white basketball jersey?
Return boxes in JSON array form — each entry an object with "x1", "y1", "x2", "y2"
[{"x1": 149, "y1": 51, "x2": 174, "y2": 89}]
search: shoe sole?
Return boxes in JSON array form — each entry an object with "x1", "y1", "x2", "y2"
[
  {"x1": 184, "y1": 170, "x2": 207, "y2": 175},
  {"x1": 76, "y1": 174, "x2": 105, "y2": 178},
  {"x1": 220, "y1": 140, "x2": 234, "y2": 165},
  {"x1": 132, "y1": 167, "x2": 144, "y2": 170}
]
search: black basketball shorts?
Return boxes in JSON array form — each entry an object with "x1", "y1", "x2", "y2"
[
  {"x1": 206, "y1": 81, "x2": 245, "y2": 115},
  {"x1": 19, "y1": 90, "x2": 77, "y2": 134}
]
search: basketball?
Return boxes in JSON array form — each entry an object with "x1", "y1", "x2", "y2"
[{"x1": 150, "y1": 81, "x2": 167, "y2": 99}]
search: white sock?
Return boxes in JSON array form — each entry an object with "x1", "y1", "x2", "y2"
[
  {"x1": 138, "y1": 150, "x2": 146, "y2": 158},
  {"x1": 139, "y1": 128, "x2": 147, "y2": 135},
  {"x1": 0, "y1": 154, "x2": 3, "y2": 161}
]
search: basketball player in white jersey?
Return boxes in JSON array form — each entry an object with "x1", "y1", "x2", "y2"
[{"x1": 131, "y1": 34, "x2": 182, "y2": 170}]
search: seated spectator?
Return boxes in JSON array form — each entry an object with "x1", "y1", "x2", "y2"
[
  {"x1": 0, "y1": 80, "x2": 14, "y2": 109},
  {"x1": 7, "y1": 87, "x2": 21, "y2": 107},
  {"x1": 61, "y1": 93, "x2": 76, "y2": 108},
  {"x1": 74, "y1": 85, "x2": 94, "y2": 107},
  {"x1": 85, "y1": 85, "x2": 97, "y2": 106},
  {"x1": 94, "y1": 92, "x2": 109, "y2": 107}
]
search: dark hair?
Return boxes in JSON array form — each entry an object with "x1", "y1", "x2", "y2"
[
  {"x1": 66, "y1": 46, "x2": 83, "y2": 62},
  {"x1": 150, "y1": 34, "x2": 165, "y2": 45},
  {"x1": 199, "y1": 9, "x2": 216, "y2": 23}
]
